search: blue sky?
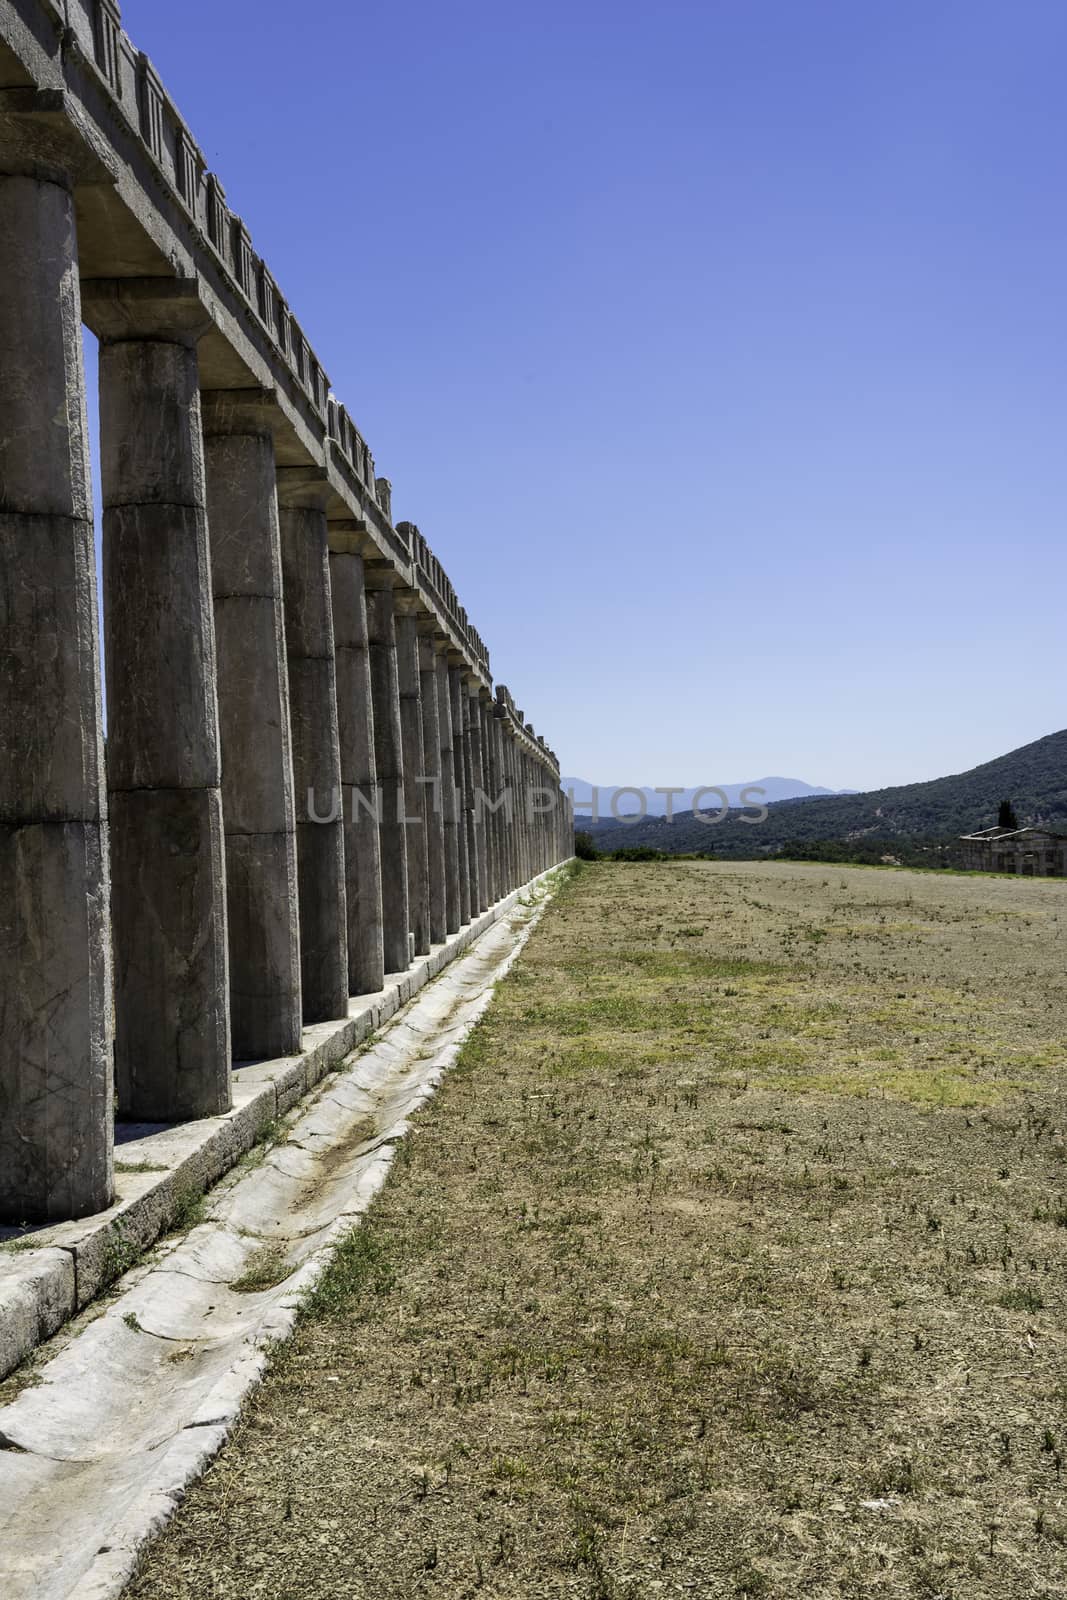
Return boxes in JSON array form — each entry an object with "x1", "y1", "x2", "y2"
[{"x1": 98, "y1": 0, "x2": 1067, "y2": 791}]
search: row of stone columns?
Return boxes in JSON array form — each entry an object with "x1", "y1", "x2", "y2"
[{"x1": 0, "y1": 166, "x2": 570, "y2": 1226}]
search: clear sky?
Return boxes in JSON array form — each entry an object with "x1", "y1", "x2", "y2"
[{"x1": 102, "y1": 0, "x2": 1067, "y2": 791}]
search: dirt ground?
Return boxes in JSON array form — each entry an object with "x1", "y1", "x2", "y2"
[{"x1": 127, "y1": 860, "x2": 1067, "y2": 1600}]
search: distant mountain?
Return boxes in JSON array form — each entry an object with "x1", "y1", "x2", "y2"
[
  {"x1": 576, "y1": 730, "x2": 1067, "y2": 860},
  {"x1": 562, "y1": 775, "x2": 854, "y2": 819}
]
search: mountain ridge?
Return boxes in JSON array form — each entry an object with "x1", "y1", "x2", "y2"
[
  {"x1": 577, "y1": 728, "x2": 1067, "y2": 860},
  {"x1": 562, "y1": 775, "x2": 855, "y2": 817}
]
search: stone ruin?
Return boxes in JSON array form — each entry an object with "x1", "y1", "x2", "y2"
[{"x1": 0, "y1": 0, "x2": 573, "y2": 1226}]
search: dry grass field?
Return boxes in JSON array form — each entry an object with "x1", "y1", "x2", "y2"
[{"x1": 128, "y1": 860, "x2": 1067, "y2": 1600}]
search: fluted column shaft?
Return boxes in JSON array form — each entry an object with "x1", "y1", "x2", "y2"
[
  {"x1": 277, "y1": 469, "x2": 348, "y2": 1024},
  {"x1": 89, "y1": 278, "x2": 230, "y2": 1121},
  {"x1": 329, "y1": 537, "x2": 386, "y2": 995},
  {"x1": 366, "y1": 576, "x2": 410, "y2": 972},
  {"x1": 0, "y1": 168, "x2": 113, "y2": 1219},
  {"x1": 203, "y1": 392, "x2": 301, "y2": 1059}
]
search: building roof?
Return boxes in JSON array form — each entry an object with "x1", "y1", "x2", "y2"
[{"x1": 960, "y1": 825, "x2": 1067, "y2": 843}]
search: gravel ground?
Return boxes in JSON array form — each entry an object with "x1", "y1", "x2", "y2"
[{"x1": 127, "y1": 860, "x2": 1067, "y2": 1600}]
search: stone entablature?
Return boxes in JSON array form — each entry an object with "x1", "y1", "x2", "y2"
[{"x1": 2, "y1": 0, "x2": 498, "y2": 678}]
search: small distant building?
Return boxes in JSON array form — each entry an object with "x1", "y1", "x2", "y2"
[{"x1": 959, "y1": 825, "x2": 1067, "y2": 876}]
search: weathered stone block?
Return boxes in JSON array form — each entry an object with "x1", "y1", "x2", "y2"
[
  {"x1": 203, "y1": 429, "x2": 281, "y2": 597},
  {"x1": 214, "y1": 593, "x2": 294, "y2": 835},
  {"x1": 0, "y1": 511, "x2": 104, "y2": 823},
  {"x1": 110, "y1": 786, "x2": 231, "y2": 1121},
  {"x1": 0, "y1": 174, "x2": 90, "y2": 520},
  {"x1": 279, "y1": 503, "x2": 335, "y2": 657},
  {"x1": 288, "y1": 655, "x2": 344, "y2": 808},
  {"x1": 0, "y1": 820, "x2": 113, "y2": 1221},
  {"x1": 0, "y1": 1248, "x2": 75, "y2": 1377},
  {"x1": 98, "y1": 338, "x2": 206, "y2": 508},
  {"x1": 103, "y1": 501, "x2": 220, "y2": 790},
  {"x1": 339, "y1": 783, "x2": 385, "y2": 995},
  {"x1": 294, "y1": 818, "x2": 348, "y2": 1024},
  {"x1": 224, "y1": 830, "x2": 301, "y2": 1060}
]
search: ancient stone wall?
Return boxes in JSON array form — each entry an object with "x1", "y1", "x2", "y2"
[{"x1": 0, "y1": 0, "x2": 574, "y2": 1224}]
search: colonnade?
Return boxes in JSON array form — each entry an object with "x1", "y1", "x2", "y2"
[{"x1": 0, "y1": 94, "x2": 572, "y2": 1225}]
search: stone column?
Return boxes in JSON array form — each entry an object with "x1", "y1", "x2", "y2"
[
  {"x1": 461, "y1": 677, "x2": 479, "y2": 917},
  {"x1": 532, "y1": 750, "x2": 544, "y2": 875},
  {"x1": 276, "y1": 468, "x2": 348, "y2": 1024},
  {"x1": 419, "y1": 630, "x2": 447, "y2": 944},
  {"x1": 366, "y1": 571, "x2": 410, "y2": 972},
  {"x1": 511, "y1": 738, "x2": 524, "y2": 880},
  {"x1": 396, "y1": 600, "x2": 430, "y2": 957},
  {"x1": 493, "y1": 713, "x2": 513, "y2": 895},
  {"x1": 467, "y1": 682, "x2": 488, "y2": 914},
  {"x1": 448, "y1": 661, "x2": 472, "y2": 925},
  {"x1": 490, "y1": 709, "x2": 509, "y2": 897},
  {"x1": 480, "y1": 695, "x2": 501, "y2": 904},
  {"x1": 532, "y1": 753, "x2": 543, "y2": 876},
  {"x1": 537, "y1": 755, "x2": 550, "y2": 874},
  {"x1": 0, "y1": 160, "x2": 113, "y2": 1220},
  {"x1": 88, "y1": 278, "x2": 230, "y2": 1121},
  {"x1": 513, "y1": 743, "x2": 525, "y2": 887},
  {"x1": 473, "y1": 693, "x2": 490, "y2": 907},
  {"x1": 519, "y1": 744, "x2": 532, "y2": 884},
  {"x1": 436, "y1": 648, "x2": 462, "y2": 933},
  {"x1": 476, "y1": 697, "x2": 492, "y2": 904},
  {"x1": 202, "y1": 391, "x2": 301, "y2": 1060},
  {"x1": 329, "y1": 526, "x2": 385, "y2": 995}
]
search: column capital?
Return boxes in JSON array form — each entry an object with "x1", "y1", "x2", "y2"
[
  {"x1": 200, "y1": 386, "x2": 279, "y2": 438},
  {"x1": 364, "y1": 558, "x2": 402, "y2": 591},
  {"x1": 327, "y1": 516, "x2": 376, "y2": 557},
  {"x1": 276, "y1": 464, "x2": 331, "y2": 512},
  {"x1": 81, "y1": 276, "x2": 213, "y2": 345},
  {"x1": 0, "y1": 87, "x2": 116, "y2": 185}
]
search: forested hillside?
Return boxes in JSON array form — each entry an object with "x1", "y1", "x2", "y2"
[{"x1": 581, "y1": 728, "x2": 1067, "y2": 861}]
